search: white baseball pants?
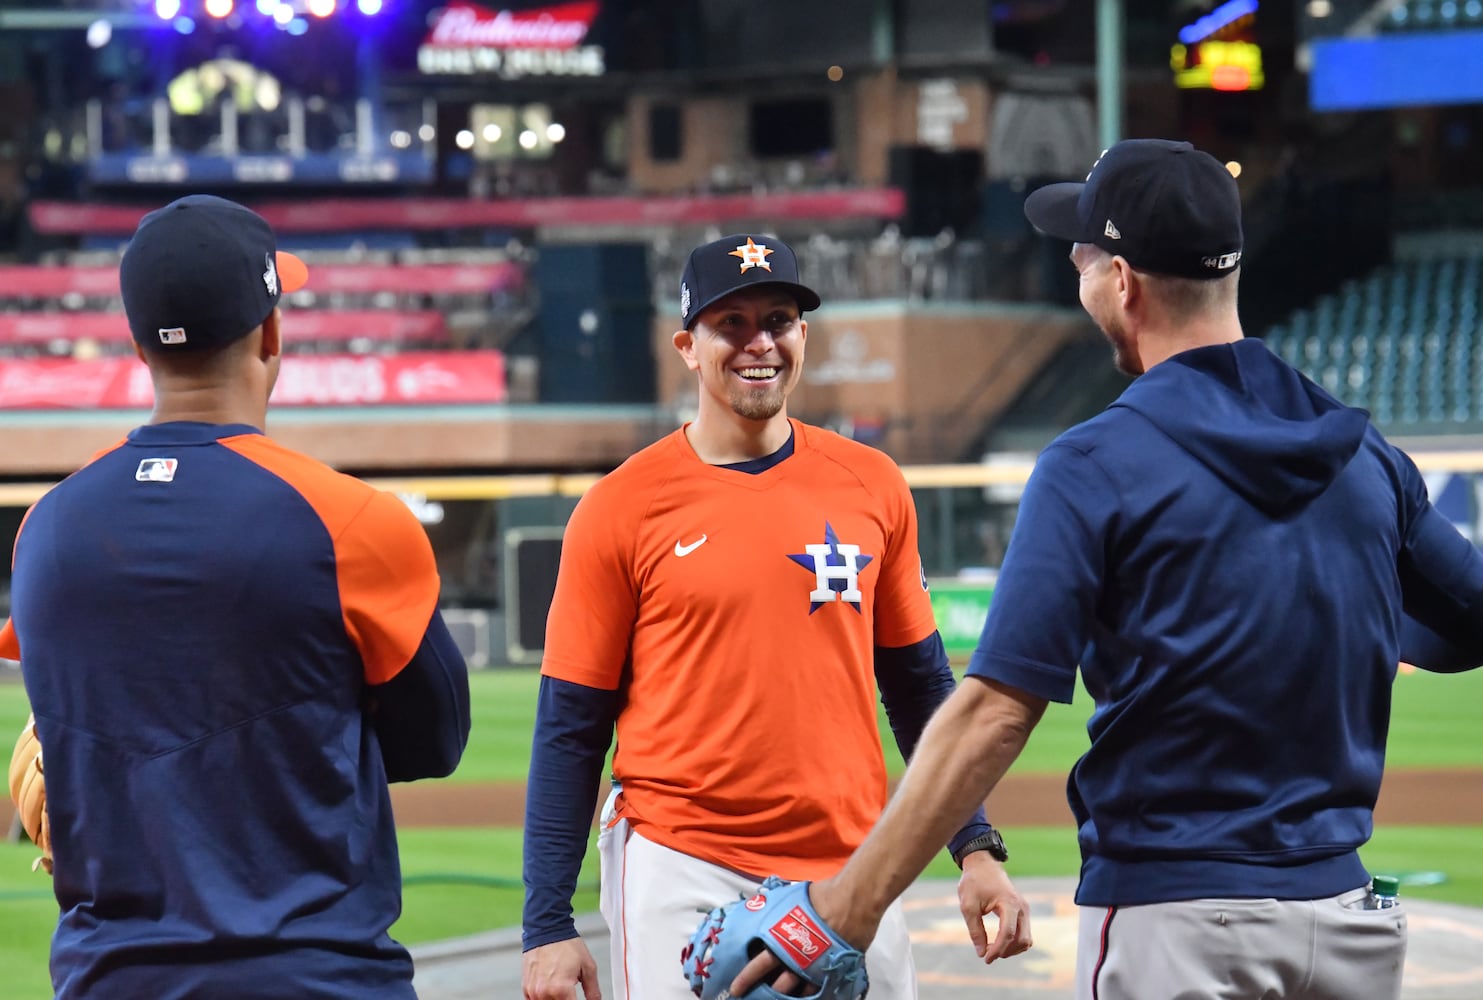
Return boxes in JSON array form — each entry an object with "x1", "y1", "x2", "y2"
[{"x1": 597, "y1": 790, "x2": 917, "y2": 1000}]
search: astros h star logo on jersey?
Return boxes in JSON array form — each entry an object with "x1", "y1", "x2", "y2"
[{"x1": 787, "y1": 521, "x2": 874, "y2": 614}]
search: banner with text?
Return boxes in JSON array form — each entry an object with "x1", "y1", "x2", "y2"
[
  {"x1": 0, "y1": 350, "x2": 506, "y2": 409},
  {"x1": 0, "y1": 262, "x2": 524, "y2": 298},
  {"x1": 928, "y1": 579, "x2": 995, "y2": 658},
  {"x1": 27, "y1": 189, "x2": 905, "y2": 237},
  {"x1": 417, "y1": 0, "x2": 604, "y2": 77},
  {"x1": 0, "y1": 311, "x2": 450, "y2": 346}
]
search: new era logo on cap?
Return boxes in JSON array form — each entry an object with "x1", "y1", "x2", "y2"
[{"x1": 679, "y1": 233, "x2": 821, "y2": 329}]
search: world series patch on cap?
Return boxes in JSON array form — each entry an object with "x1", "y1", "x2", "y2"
[
  {"x1": 680, "y1": 233, "x2": 821, "y2": 329},
  {"x1": 119, "y1": 194, "x2": 309, "y2": 352}
]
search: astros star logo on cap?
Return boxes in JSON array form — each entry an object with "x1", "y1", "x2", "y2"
[{"x1": 729, "y1": 237, "x2": 774, "y2": 273}]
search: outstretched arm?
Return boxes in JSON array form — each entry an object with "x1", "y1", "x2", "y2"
[
  {"x1": 731, "y1": 677, "x2": 1046, "y2": 995},
  {"x1": 875, "y1": 634, "x2": 1032, "y2": 963}
]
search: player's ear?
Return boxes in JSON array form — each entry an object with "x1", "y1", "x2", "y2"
[
  {"x1": 672, "y1": 327, "x2": 700, "y2": 372},
  {"x1": 259, "y1": 308, "x2": 282, "y2": 361},
  {"x1": 1111, "y1": 257, "x2": 1138, "y2": 311}
]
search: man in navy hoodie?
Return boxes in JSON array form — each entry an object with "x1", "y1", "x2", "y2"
[{"x1": 729, "y1": 140, "x2": 1483, "y2": 1000}]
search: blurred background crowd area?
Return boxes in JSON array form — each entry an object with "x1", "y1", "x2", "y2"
[{"x1": 0, "y1": 0, "x2": 1481, "y2": 660}]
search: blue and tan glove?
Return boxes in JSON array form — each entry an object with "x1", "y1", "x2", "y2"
[{"x1": 681, "y1": 875, "x2": 869, "y2": 1000}]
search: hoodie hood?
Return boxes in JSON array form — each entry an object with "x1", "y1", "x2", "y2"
[{"x1": 1111, "y1": 339, "x2": 1371, "y2": 514}]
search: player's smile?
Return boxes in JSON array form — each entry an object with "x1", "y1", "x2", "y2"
[{"x1": 732, "y1": 364, "x2": 782, "y2": 386}]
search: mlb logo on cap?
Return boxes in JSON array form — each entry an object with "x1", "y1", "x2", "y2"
[{"x1": 679, "y1": 233, "x2": 821, "y2": 330}]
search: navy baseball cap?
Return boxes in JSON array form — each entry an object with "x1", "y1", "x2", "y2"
[
  {"x1": 680, "y1": 233, "x2": 821, "y2": 329},
  {"x1": 1023, "y1": 139, "x2": 1243, "y2": 280},
  {"x1": 120, "y1": 194, "x2": 308, "y2": 352}
]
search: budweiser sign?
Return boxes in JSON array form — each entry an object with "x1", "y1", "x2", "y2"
[
  {"x1": 418, "y1": 0, "x2": 605, "y2": 77},
  {"x1": 426, "y1": 0, "x2": 597, "y2": 48}
]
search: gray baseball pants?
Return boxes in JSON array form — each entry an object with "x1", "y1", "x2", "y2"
[{"x1": 1075, "y1": 887, "x2": 1408, "y2": 999}]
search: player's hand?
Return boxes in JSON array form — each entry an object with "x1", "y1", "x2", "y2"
[
  {"x1": 522, "y1": 937, "x2": 602, "y2": 1000},
  {"x1": 958, "y1": 852, "x2": 1033, "y2": 963},
  {"x1": 729, "y1": 876, "x2": 877, "y2": 997}
]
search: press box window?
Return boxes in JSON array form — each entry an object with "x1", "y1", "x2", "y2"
[
  {"x1": 649, "y1": 103, "x2": 682, "y2": 161},
  {"x1": 748, "y1": 97, "x2": 834, "y2": 158}
]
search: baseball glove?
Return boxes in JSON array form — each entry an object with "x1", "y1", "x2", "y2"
[
  {"x1": 681, "y1": 875, "x2": 868, "y2": 1000},
  {"x1": 8, "y1": 714, "x2": 52, "y2": 874}
]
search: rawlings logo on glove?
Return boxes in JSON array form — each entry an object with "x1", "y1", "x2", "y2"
[
  {"x1": 681, "y1": 875, "x2": 869, "y2": 1000},
  {"x1": 8, "y1": 713, "x2": 52, "y2": 875}
]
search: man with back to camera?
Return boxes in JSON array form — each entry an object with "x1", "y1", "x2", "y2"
[
  {"x1": 519, "y1": 233, "x2": 1034, "y2": 1000},
  {"x1": 3, "y1": 194, "x2": 471, "y2": 999},
  {"x1": 727, "y1": 139, "x2": 1483, "y2": 999}
]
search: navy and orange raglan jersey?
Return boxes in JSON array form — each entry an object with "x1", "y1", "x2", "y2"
[
  {"x1": 540, "y1": 419, "x2": 937, "y2": 879},
  {"x1": 0, "y1": 421, "x2": 469, "y2": 1000}
]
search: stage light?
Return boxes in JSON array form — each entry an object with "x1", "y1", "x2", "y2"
[
  {"x1": 390, "y1": 130, "x2": 412, "y2": 148},
  {"x1": 256, "y1": 0, "x2": 276, "y2": 14},
  {"x1": 357, "y1": 0, "x2": 382, "y2": 12},
  {"x1": 205, "y1": 0, "x2": 234, "y2": 18},
  {"x1": 307, "y1": 0, "x2": 335, "y2": 17},
  {"x1": 518, "y1": 129, "x2": 537, "y2": 149},
  {"x1": 546, "y1": 122, "x2": 565, "y2": 143},
  {"x1": 156, "y1": 0, "x2": 181, "y2": 19},
  {"x1": 1226, "y1": 160, "x2": 1243, "y2": 178},
  {"x1": 174, "y1": 15, "x2": 195, "y2": 32},
  {"x1": 273, "y1": 3, "x2": 293, "y2": 23},
  {"x1": 418, "y1": 123, "x2": 435, "y2": 142},
  {"x1": 86, "y1": 19, "x2": 113, "y2": 48},
  {"x1": 455, "y1": 129, "x2": 475, "y2": 150},
  {"x1": 287, "y1": 16, "x2": 308, "y2": 33},
  {"x1": 482, "y1": 123, "x2": 501, "y2": 142}
]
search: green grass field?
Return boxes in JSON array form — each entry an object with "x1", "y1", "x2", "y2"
[{"x1": 2, "y1": 666, "x2": 1482, "y2": 997}]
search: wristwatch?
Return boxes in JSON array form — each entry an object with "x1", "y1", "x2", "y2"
[{"x1": 952, "y1": 826, "x2": 1009, "y2": 868}]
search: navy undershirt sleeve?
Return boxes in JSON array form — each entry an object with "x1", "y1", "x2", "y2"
[
  {"x1": 522, "y1": 675, "x2": 620, "y2": 951},
  {"x1": 875, "y1": 631, "x2": 994, "y2": 859},
  {"x1": 367, "y1": 609, "x2": 471, "y2": 782}
]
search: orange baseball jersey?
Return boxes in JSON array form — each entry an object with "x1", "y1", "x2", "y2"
[{"x1": 541, "y1": 419, "x2": 937, "y2": 878}]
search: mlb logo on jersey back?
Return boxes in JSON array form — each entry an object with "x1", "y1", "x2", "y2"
[
  {"x1": 135, "y1": 458, "x2": 178, "y2": 483},
  {"x1": 767, "y1": 906, "x2": 832, "y2": 968}
]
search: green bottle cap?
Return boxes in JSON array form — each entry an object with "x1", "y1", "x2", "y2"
[{"x1": 1373, "y1": 875, "x2": 1401, "y2": 897}]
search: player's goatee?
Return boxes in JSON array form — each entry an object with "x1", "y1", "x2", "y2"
[{"x1": 730, "y1": 387, "x2": 786, "y2": 421}]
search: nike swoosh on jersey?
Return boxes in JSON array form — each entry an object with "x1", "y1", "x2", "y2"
[{"x1": 674, "y1": 535, "x2": 708, "y2": 557}]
